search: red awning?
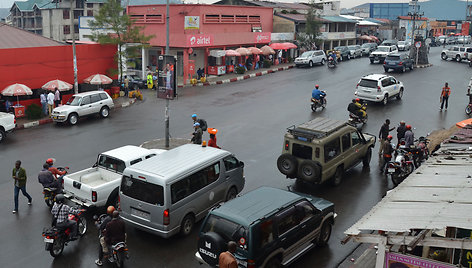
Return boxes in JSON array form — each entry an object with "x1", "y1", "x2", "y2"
[{"x1": 270, "y1": 42, "x2": 297, "y2": 50}]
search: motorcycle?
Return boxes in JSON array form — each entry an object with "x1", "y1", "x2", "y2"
[
  {"x1": 327, "y1": 56, "x2": 336, "y2": 68},
  {"x1": 386, "y1": 148, "x2": 415, "y2": 186},
  {"x1": 42, "y1": 167, "x2": 68, "y2": 207},
  {"x1": 42, "y1": 208, "x2": 87, "y2": 257},
  {"x1": 94, "y1": 214, "x2": 129, "y2": 267},
  {"x1": 311, "y1": 91, "x2": 327, "y2": 112},
  {"x1": 348, "y1": 103, "x2": 368, "y2": 126}
]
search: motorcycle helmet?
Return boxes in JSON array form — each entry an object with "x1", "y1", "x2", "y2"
[
  {"x1": 55, "y1": 194, "x2": 65, "y2": 204},
  {"x1": 46, "y1": 158, "x2": 54, "y2": 165},
  {"x1": 406, "y1": 125, "x2": 412, "y2": 130},
  {"x1": 191, "y1": 114, "x2": 197, "y2": 118},
  {"x1": 387, "y1": 135, "x2": 393, "y2": 140},
  {"x1": 400, "y1": 121, "x2": 406, "y2": 125},
  {"x1": 355, "y1": 98, "x2": 360, "y2": 102},
  {"x1": 315, "y1": 84, "x2": 319, "y2": 89},
  {"x1": 107, "y1": 206, "x2": 115, "y2": 215}
]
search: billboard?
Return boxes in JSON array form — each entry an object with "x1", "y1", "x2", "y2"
[
  {"x1": 157, "y1": 55, "x2": 176, "y2": 100},
  {"x1": 385, "y1": 252, "x2": 455, "y2": 268},
  {"x1": 184, "y1": 16, "x2": 199, "y2": 29}
]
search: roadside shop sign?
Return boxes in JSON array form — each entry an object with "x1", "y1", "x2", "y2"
[
  {"x1": 187, "y1": 34, "x2": 213, "y2": 47},
  {"x1": 385, "y1": 252, "x2": 455, "y2": 268},
  {"x1": 184, "y1": 16, "x2": 200, "y2": 29}
]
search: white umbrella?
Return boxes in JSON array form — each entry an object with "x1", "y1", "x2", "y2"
[
  {"x1": 84, "y1": 74, "x2": 113, "y2": 85},
  {"x1": 42, "y1": 79, "x2": 73, "y2": 91},
  {"x1": 1, "y1": 83, "x2": 33, "y2": 105}
]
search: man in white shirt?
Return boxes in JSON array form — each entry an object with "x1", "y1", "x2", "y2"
[{"x1": 47, "y1": 91, "x2": 55, "y2": 115}]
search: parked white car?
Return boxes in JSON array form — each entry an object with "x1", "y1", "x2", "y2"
[
  {"x1": 51, "y1": 91, "x2": 114, "y2": 125},
  {"x1": 369, "y1": 45, "x2": 398, "y2": 63},
  {"x1": 63, "y1": 145, "x2": 165, "y2": 208},
  {"x1": 295, "y1": 50, "x2": 327, "y2": 67},
  {"x1": 0, "y1": 112, "x2": 15, "y2": 142},
  {"x1": 441, "y1": 46, "x2": 472, "y2": 62},
  {"x1": 397, "y1": 41, "x2": 411, "y2": 51},
  {"x1": 355, "y1": 74, "x2": 404, "y2": 105},
  {"x1": 347, "y1": 45, "x2": 363, "y2": 58}
]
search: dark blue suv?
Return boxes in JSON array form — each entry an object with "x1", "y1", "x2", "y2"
[{"x1": 383, "y1": 53, "x2": 414, "y2": 73}]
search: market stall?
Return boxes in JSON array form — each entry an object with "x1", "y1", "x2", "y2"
[
  {"x1": 208, "y1": 50, "x2": 226, "y2": 76},
  {"x1": 224, "y1": 49, "x2": 241, "y2": 73}
]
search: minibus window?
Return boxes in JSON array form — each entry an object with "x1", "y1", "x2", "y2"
[{"x1": 121, "y1": 175, "x2": 164, "y2": 206}]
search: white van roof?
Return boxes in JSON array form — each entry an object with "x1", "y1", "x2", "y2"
[
  {"x1": 124, "y1": 144, "x2": 232, "y2": 184},
  {"x1": 102, "y1": 145, "x2": 158, "y2": 162}
]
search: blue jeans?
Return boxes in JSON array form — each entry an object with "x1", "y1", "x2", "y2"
[{"x1": 14, "y1": 186, "x2": 32, "y2": 211}]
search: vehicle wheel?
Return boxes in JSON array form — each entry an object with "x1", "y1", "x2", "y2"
[
  {"x1": 441, "y1": 53, "x2": 447, "y2": 60},
  {"x1": 347, "y1": 54, "x2": 351, "y2": 60},
  {"x1": 100, "y1": 106, "x2": 109, "y2": 118},
  {"x1": 277, "y1": 154, "x2": 298, "y2": 177},
  {"x1": 78, "y1": 216, "x2": 87, "y2": 236},
  {"x1": 50, "y1": 237, "x2": 64, "y2": 257},
  {"x1": 180, "y1": 214, "x2": 195, "y2": 236},
  {"x1": 298, "y1": 161, "x2": 321, "y2": 182},
  {"x1": 311, "y1": 103, "x2": 317, "y2": 112},
  {"x1": 0, "y1": 128, "x2": 5, "y2": 143},
  {"x1": 266, "y1": 257, "x2": 282, "y2": 268},
  {"x1": 466, "y1": 105, "x2": 472, "y2": 115},
  {"x1": 316, "y1": 222, "x2": 332, "y2": 246},
  {"x1": 225, "y1": 187, "x2": 237, "y2": 201},
  {"x1": 382, "y1": 94, "x2": 388, "y2": 105},
  {"x1": 384, "y1": 67, "x2": 389, "y2": 73},
  {"x1": 309, "y1": 61, "x2": 313, "y2": 68},
  {"x1": 406, "y1": 163, "x2": 415, "y2": 175},
  {"x1": 401, "y1": 65, "x2": 406, "y2": 73},
  {"x1": 198, "y1": 232, "x2": 225, "y2": 266},
  {"x1": 396, "y1": 88, "x2": 403, "y2": 100},
  {"x1": 68, "y1": 113, "x2": 78, "y2": 125},
  {"x1": 456, "y1": 55, "x2": 462, "y2": 62},
  {"x1": 409, "y1": 64, "x2": 414, "y2": 70},
  {"x1": 331, "y1": 166, "x2": 344, "y2": 186},
  {"x1": 362, "y1": 147, "x2": 372, "y2": 167},
  {"x1": 320, "y1": 59, "x2": 326, "y2": 65},
  {"x1": 390, "y1": 174, "x2": 402, "y2": 187},
  {"x1": 469, "y1": 61, "x2": 472, "y2": 67},
  {"x1": 322, "y1": 98, "x2": 327, "y2": 108}
]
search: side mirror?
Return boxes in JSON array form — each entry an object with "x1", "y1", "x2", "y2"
[
  {"x1": 93, "y1": 162, "x2": 98, "y2": 168},
  {"x1": 239, "y1": 161, "x2": 245, "y2": 168}
]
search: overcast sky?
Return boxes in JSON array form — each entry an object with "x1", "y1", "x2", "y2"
[{"x1": 0, "y1": 0, "x2": 421, "y2": 10}]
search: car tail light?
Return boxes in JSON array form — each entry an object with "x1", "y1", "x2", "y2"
[
  {"x1": 377, "y1": 86, "x2": 381, "y2": 92},
  {"x1": 284, "y1": 140, "x2": 289, "y2": 151},
  {"x1": 356, "y1": 83, "x2": 359, "y2": 89},
  {"x1": 248, "y1": 259, "x2": 256, "y2": 268},
  {"x1": 14, "y1": 118, "x2": 16, "y2": 124},
  {"x1": 163, "y1": 209, "x2": 170, "y2": 225},
  {"x1": 92, "y1": 191, "x2": 97, "y2": 202},
  {"x1": 383, "y1": 61, "x2": 386, "y2": 64},
  {"x1": 388, "y1": 163, "x2": 394, "y2": 168},
  {"x1": 398, "y1": 62, "x2": 403, "y2": 65}
]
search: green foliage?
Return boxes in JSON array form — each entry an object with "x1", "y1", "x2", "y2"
[
  {"x1": 289, "y1": 10, "x2": 299, "y2": 14},
  {"x1": 281, "y1": 10, "x2": 288, "y2": 14},
  {"x1": 287, "y1": 56, "x2": 293, "y2": 63},
  {"x1": 235, "y1": 66, "x2": 246, "y2": 74},
  {"x1": 25, "y1": 103, "x2": 42, "y2": 120},
  {"x1": 299, "y1": 0, "x2": 323, "y2": 51},
  {"x1": 89, "y1": 0, "x2": 154, "y2": 82},
  {"x1": 263, "y1": 59, "x2": 272, "y2": 68}
]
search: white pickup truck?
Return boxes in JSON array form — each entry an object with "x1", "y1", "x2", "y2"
[
  {"x1": 0, "y1": 112, "x2": 16, "y2": 142},
  {"x1": 63, "y1": 145, "x2": 165, "y2": 208}
]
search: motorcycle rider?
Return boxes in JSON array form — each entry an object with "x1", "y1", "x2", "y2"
[
  {"x1": 348, "y1": 98, "x2": 366, "y2": 119},
  {"x1": 312, "y1": 84, "x2": 326, "y2": 104},
  {"x1": 404, "y1": 125, "x2": 415, "y2": 148},
  {"x1": 380, "y1": 135, "x2": 394, "y2": 173},
  {"x1": 95, "y1": 206, "x2": 115, "y2": 266},
  {"x1": 327, "y1": 51, "x2": 337, "y2": 65},
  {"x1": 396, "y1": 121, "x2": 407, "y2": 147},
  {"x1": 105, "y1": 211, "x2": 127, "y2": 260},
  {"x1": 51, "y1": 194, "x2": 79, "y2": 240},
  {"x1": 38, "y1": 163, "x2": 62, "y2": 193}
]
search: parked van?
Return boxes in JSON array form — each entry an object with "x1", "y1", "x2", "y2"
[{"x1": 119, "y1": 144, "x2": 245, "y2": 238}]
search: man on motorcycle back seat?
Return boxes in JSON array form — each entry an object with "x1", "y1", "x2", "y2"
[
  {"x1": 348, "y1": 99, "x2": 366, "y2": 118},
  {"x1": 95, "y1": 206, "x2": 115, "y2": 266},
  {"x1": 312, "y1": 85, "x2": 326, "y2": 102},
  {"x1": 105, "y1": 211, "x2": 126, "y2": 249},
  {"x1": 328, "y1": 51, "x2": 337, "y2": 64},
  {"x1": 51, "y1": 194, "x2": 79, "y2": 240}
]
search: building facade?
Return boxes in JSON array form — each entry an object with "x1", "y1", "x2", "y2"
[{"x1": 8, "y1": 0, "x2": 105, "y2": 41}]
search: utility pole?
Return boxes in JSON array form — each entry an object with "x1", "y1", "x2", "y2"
[
  {"x1": 165, "y1": 0, "x2": 170, "y2": 148},
  {"x1": 70, "y1": 0, "x2": 78, "y2": 94}
]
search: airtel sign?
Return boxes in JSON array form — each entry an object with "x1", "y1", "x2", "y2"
[{"x1": 187, "y1": 34, "x2": 213, "y2": 47}]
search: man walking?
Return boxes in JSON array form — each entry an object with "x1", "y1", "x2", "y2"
[
  {"x1": 40, "y1": 90, "x2": 48, "y2": 116},
  {"x1": 191, "y1": 122, "x2": 203, "y2": 145},
  {"x1": 12, "y1": 160, "x2": 32, "y2": 214},
  {"x1": 378, "y1": 119, "x2": 395, "y2": 156},
  {"x1": 47, "y1": 90, "x2": 55, "y2": 115},
  {"x1": 54, "y1": 88, "x2": 61, "y2": 108},
  {"x1": 219, "y1": 241, "x2": 238, "y2": 268},
  {"x1": 440, "y1": 82, "x2": 451, "y2": 111},
  {"x1": 123, "y1": 75, "x2": 129, "y2": 96}
]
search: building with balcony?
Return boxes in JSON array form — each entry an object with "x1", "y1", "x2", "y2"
[{"x1": 8, "y1": 0, "x2": 105, "y2": 42}]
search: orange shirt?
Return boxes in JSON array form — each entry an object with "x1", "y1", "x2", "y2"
[{"x1": 441, "y1": 87, "x2": 451, "y2": 97}]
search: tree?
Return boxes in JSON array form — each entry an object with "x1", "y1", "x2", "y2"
[
  {"x1": 298, "y1": 0, "x2": 323, "y2": 51},
  {"x1": 89, "y1": 0, "x2": 153, "y2": 83}
]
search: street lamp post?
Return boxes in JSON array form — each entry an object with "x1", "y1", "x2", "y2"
[
  {"x1": 408, "y1": 0, "x2": 426, "y2": 65},
  {"x1": 70, "y1": 0, "x2": 78, "y2": 94},
  {"x1": 165, "y1": 0, "x2": 170, "y2": 148}
]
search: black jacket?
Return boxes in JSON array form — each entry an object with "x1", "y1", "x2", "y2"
[
  {"x1": 105, "y1": 218, "x2": 126, "y2": 245},
  {"x1": 38, "y1": 169, "x2": 55, "y2": 188},
  {"x1": 379, "y1": 124, "x2": 394, "y2": 140},
  {"x1": 397, "y1": 125, "x2": 407, "y2": 140}
]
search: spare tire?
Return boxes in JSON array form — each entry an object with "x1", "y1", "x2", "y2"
[
  {"x1": 298, "y1": 160, "x2": 321, "y2": 182},
  {"x1": 197, "y1": 232, "x2": 226, "y2": 266},
  {"x1": 277, "y1": 154, "x2": 298, "y2": 176}
]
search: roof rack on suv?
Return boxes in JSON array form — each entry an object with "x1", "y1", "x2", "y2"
[{"x1": 287, "y1": 118, "x2": 347, "y2": 142}]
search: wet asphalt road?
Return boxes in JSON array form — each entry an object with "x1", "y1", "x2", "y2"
[{"x1": 0, "y1": 46, "x2": 470, "y2": 268}]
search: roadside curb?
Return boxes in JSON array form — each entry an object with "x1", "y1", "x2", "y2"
[
  {"x1": 414, "y1": 63, "x2": 433, "y2": 68},
  {"x1": 178, "y1": 64, "x2": 295, "y2": 88},
  {"x1": 15, "y1": 98, "x2": 137, "y2": 130}
]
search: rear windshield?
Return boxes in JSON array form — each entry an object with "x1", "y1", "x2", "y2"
[
  {"x1": 386, "y1": 55, "x2": 400, "y2": 60},
  {"x1": 202, "y1": 215, "x2": 248, "y2": 248},
  {"x1": 120, "y1": 175, "x2": 164, "y2": 206},
  {"x1": 359, "y1": 79, "x2": 378, "y2": 88},
  {"x1": 98, "y1": 155, "x2": 126, "y2": 173}
]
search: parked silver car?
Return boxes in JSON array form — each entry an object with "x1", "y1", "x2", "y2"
[
  {"x1": 347, "y1": 45, "x2": 363, "y2": 58},
  {"x1": 295, "y1": 50, "x2": 327, "y2": 67},
  {"x1": 361, "y1": 43, "x2": 377, "y2": 56},
  {"x1": 397, "y1": 41, "x2": 411, "y2": 51}
]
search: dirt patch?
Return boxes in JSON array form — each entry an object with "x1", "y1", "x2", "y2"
[{"x1": 427, "y1": 125, "x2": 460, "y2": 152}]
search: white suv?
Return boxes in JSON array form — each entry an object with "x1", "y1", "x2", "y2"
[
  {"x1": 295, "y1": 50, "x2": 327, "y2": 67},
  {"x1": 369, "y1": 45, "x2": 398, "y2": 63},
  {"x1": 355, "y1": 74, "x2": 404, "y2": 105},
  {"x1": 51, "y1": 91, "x2": 114, "y2": 125},
  {"x1": 441, "y1": 46, "x2": 472, "y2": 62}
]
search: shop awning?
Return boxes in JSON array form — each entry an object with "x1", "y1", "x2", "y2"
[
  {"x1": 209, "y1": 50, "x2": 226, "y2": 57},
  {"x1": 235, "y1": 47, "x2": 251, "y2": 56},
  {"x1": 359, "y1": 35, "x2": 373, "y2": 41}
]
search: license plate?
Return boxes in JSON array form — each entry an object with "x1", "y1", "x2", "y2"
[
  {"x1": 44, "y1": 238, "x2": 54, "y2": 243},
  {"x1": 53, "y1": 116, "x2": 58, "y2": 119},
  {"x1": 388, "y1": 168, "x2": 395, "y2": 173},
  {"x1": 131, "y1": 208, "x2": 150, "y2": 220}
]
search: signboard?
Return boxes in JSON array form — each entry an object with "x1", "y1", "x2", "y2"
[
  {"x1": 187, "y1": 34, "x2": 213, "y2": 47},
  {"x1": 415, "y1": 41, "x2": 421, "y2": 48},
  {"x1": 207, "y1": 66, "x2": 226, "y2": 76},
  {"x1": 462, "y1": 22, "x2": 470, "y2": 36},
  {"x1": 188, "y1": 60, "x2": 195, "y2": 76},
  {"x1": 385, "y1": 252, "x2": 455, "y2": 268},
  {"x1": 157, "y1": 55, "x2": 176, "y2": 100},
  {"x1": 254, "y1": 32, "x2": 271, "y2": 43},
  {"x1": 184, "y1": 16, "x2": 200, "y2": 30}
]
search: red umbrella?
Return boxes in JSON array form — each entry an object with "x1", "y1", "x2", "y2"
[
  {"x1": 248, "y1": 47, "x2": 262, "y2": 55},
  {"x1": 269, "y1": 43, "x2": 286, "y2": 50},
  {"x1": 260, "y1": 45, "x2": 275, "y2": 55},
  {"x1": 282, "y1": 42, "x2": 297, "y2": 49},
  {"x1": 225, "y1": 50, "x2": 241, "y2": 57},
  {"x1": 235, "y1": 47, "x2": 252, "y2": 56},
  {"x1": 1, "y1": 83, "x2": 33, "y2": 105},
  {"x1": 84, "y1": 74, "x2": 113, "y2": 85},
  {"x1": 42, "y1": 79, "x2": 73, "y2": 91}
]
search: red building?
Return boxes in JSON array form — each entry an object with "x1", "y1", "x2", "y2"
[{"x1": 127, "y1": 4, "x2": 273, "y2": 84}]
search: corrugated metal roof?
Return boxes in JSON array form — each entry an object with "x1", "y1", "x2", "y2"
[
  {"x1": 321, "y1": 16, "x2": 357, "y2": 23},
  {"x1": 0, "y1": 23, "x2": 63, "y2": 49},
  {"x1": 275, "y1": 13, "x2": 328, "y2": 23},
  {"x1": 345, "y1": 143, "x2": 472, "y2": 235}
]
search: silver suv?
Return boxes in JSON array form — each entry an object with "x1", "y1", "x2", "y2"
[
  {"x1": 355, "y1": 74, "x2": 404, "y2": 105},
  {"x1": 295, "y1": 50, "x2": 327, "y2": 67},
  {"x1": 51, "y1": 91, "x2": 114, "y2": 125},
  {"x1": 441, "y1": 46, "x2": 471, "y2": 62}
]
